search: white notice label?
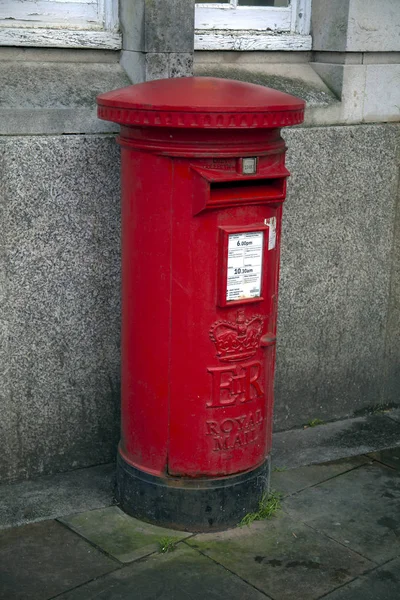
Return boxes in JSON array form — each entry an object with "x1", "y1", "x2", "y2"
[
  {"x1": 266, "y1": 216, "x2": 276, "y2": 250},
  {"x1": 226, "y1": 231, "x2": 264, "y2": 302}
]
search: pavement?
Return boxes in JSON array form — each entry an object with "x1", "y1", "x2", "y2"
[{"x1": 1, "y1": 446, "x2": 400, "y2": 600}]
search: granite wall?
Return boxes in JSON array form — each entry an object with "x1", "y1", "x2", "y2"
[
  {"x1": 0, "y1": 136, "x2": 121, "y2": 482},
  {"x1": 1, "y1": 123, "x2": 399, "y2": 482},
  {"x1": 276, "y1": 124, "x2": 400, "y2": 430}
]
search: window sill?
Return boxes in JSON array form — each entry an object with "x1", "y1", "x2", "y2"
[
  {"x1": 0, "y1": 58, "x2": 130, "y2": 135},
  {"x1": 195, "y1": 31, "x2": 312, "y2": 52},
  {"x1": 193, "y1": 61, "x2": 341, "y2": 126},
  {"x1": 0, "y1": 28, "x2": 122, "y2": 50}
]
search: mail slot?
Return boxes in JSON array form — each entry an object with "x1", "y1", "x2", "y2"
[
  {"x1": 97, "y1": 77, "x2": 305, "y2": 531},
  {"x1": 210, "y1": 178, "x2": 285, "y2": 202}
]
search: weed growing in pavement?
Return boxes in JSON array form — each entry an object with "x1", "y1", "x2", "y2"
[
  {"x1": 240, "y1": 490, "x2": 283, "y2": 527},
  {"x1": 158, "y1": 537, "x2": 177, "y2": 553},
  {"x1": 306, "y1": 418, "x2": 325, "y2": 428}
]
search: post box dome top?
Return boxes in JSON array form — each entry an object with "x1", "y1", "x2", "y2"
[{"x1": 97, "y1": 77, "x2": 305, "y2": 130}]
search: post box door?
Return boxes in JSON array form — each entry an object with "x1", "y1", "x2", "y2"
[{"x1": 167, "y1": 161, "x2": 283, "y2": 477}]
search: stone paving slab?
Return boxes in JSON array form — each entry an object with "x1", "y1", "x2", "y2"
[
  {"x1": 284, "y1": 462, "x2": 400, "y2": 563},
  {"x1": 57, "y1": 544, "x2": 268, "y2": 600},
  {"x1": 368, "y1": 447, "x2": 400, "y2": 471},
  {"x1": 0, "y1": 463, "x2": 115, "y2": 530},
  {"x1": 271, "y1": 456, "x2": 368, "y2": 496},
  {"x1": 0, "y1": 519, "x2": 118, "y2": 600},
  {"x1": 186, "y1": 512, "x2": 373, "y2": 600},
  {"x1": 323, "y1": 557, "x2": 400, "y2": 600},
  {"x1": 272, "y1": 414, "x2": 400, "y2": 469},
  {"x1": 386, "y1": 408, "x2": 400, "y2": 423},
  {"x1": 2, "y1": 449, "x2": 400, "y2": 600},
  {"x1": 59, "y1": 506, "x2": 191, "y2": 563}
]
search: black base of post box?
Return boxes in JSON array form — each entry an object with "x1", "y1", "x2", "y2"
[{"x1": 116, "y1": 453, "x2": 270, "y2": 532}]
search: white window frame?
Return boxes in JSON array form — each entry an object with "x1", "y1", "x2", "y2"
[
  {"x1": 0, "y1": 0, "x2": 121, "y2": 49},
  {"x1": 195, "y1": 0, "x2": 312, "y2": 51}
]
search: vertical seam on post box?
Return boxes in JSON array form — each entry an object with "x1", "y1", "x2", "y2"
[{"x1": 167, "y1": 161, "x2": 175, "y2": 474}]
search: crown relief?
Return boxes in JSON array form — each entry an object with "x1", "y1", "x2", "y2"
[{"x1": 209, "y1": 310, "x2": 265, "y2": 363}]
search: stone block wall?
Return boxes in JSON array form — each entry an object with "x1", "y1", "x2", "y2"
[
  {"x1": 276, "y1": 124, "x2": 400, "y2": 429},
  {"x1": 312, "y1": 0, "x2": 400, "y2": 123},
  {"x1": 120, "y1": 0, "x2": 194, "y2": 82},
  {"x1": 0, "y1": 136, "x2": 121, "y2": 482}
]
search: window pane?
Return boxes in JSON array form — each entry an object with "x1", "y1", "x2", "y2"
[{"x1": 239, "y1": 1, "x2": 289, "y2": 6}]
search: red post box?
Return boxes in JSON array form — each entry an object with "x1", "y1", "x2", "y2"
[{"x1": 97, "y1": 77, "x2": 305, "y2": 531}]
